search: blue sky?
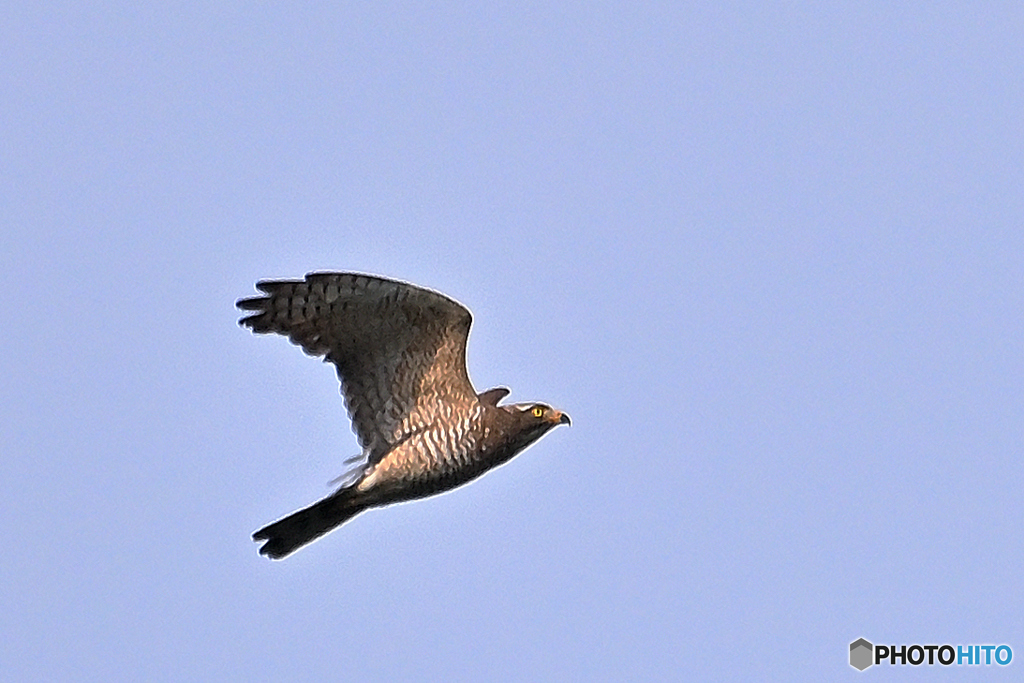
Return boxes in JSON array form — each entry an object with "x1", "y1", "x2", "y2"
[{"x1": 2, "y1": 2, "x2": 1022, "y2": 680}]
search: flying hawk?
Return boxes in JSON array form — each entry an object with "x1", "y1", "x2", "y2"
[{"x1": 238, "y1": 272, "x2": 570, "y2": 559}]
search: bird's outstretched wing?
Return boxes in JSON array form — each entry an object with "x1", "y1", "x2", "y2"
[{"x1": 238, "y1": 272, "x2": 477, "y2": 466}]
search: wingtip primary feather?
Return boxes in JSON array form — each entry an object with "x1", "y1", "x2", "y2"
[{"x1": 236, "y1": 296, "x2": 267, "y2": 312}]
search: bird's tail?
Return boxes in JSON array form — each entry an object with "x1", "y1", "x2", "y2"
[{"x1": 253, "y1": 489, "x2": 368, "y2": 559}]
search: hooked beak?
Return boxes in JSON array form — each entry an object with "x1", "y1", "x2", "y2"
[{"x1": 557, "y1": 412, "x2": 571, "y2": 426}]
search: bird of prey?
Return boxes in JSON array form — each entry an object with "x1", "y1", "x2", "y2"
[{"x1": 238, "y1": 272, "x2": 570, "y2": 559}]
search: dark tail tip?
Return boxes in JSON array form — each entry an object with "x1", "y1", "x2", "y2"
[
  {"x1": 252, "y1": 491, "x2": 366, "y2": 560},
  {"x1": 252, "y1": 526, "x2": 295, "y2": 560}
]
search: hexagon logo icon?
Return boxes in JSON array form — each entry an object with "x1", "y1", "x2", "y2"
[{"x1": 850, "y1": 638, "x2": 873, "y2": 671}]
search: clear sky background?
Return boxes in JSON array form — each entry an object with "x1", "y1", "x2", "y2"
[{"x1": 3, "y1": 2, "x2": 1021, "y2": 681}]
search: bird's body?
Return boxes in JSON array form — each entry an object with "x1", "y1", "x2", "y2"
[{"x1": 238, "y1": 272, "x2": 569, "y2": 559}]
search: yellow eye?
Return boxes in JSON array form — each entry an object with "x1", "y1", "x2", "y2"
[{"x1": 531, "y1": 406, "x2": 544, "y2": 418}]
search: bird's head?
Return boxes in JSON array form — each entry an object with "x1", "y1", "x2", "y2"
[{"x1": 505, "y1": 402, "x2": 571, "y2": 436}]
